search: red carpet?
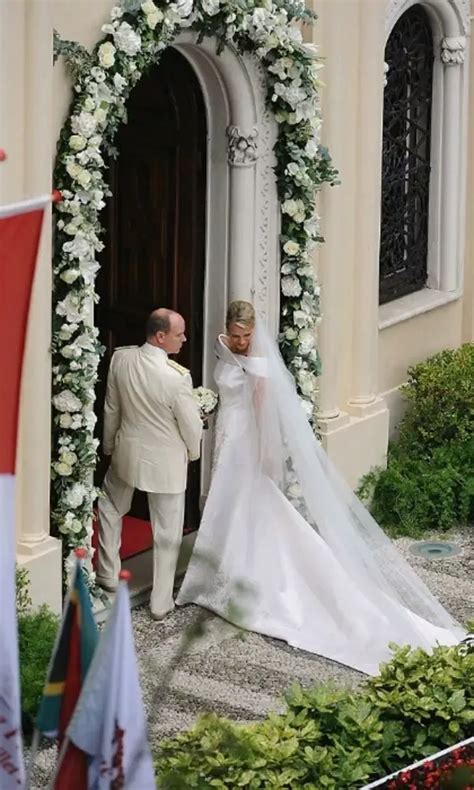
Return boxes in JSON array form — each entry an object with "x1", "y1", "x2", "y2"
[{"x1": 92, "y1": 514, "x2": 153, "y2": 567}]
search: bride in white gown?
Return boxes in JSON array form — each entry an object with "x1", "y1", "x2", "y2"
[{"x1": 177, "y1": 301, "x2": 464, "y2": 675}]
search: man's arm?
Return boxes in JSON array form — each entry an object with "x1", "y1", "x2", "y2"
[
  {"x1": 173, "y1": 374, "x2": 203, "y2": 461},
  {"x1": 103, "y1": 354, "x2": 121, "y2": 456}
]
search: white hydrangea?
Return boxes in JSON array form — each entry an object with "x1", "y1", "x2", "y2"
[
  {"x1": 202, "y1": 0, "x2": 220, "y2": 15},
  {"x1": 114, "y1": 22, "x2": 141, "y2": 55},
  {"x1": 298, "y1": 328, "x2": 315, "y2": 354},
  {"x1": 281, "y1": 275, "x2": 302, "y2": 297},
  {"x1": 53, "y1": 390, "x2": 83, "y2": 413},
  {"x1": 71, "y1": 112, "x2": 98, "y2": 139},
  {"x1": 64, "y1": 482, "x2": 89, "y2": 509}
]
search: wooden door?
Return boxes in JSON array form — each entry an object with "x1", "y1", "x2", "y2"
[{"x1": 95, "y1": 48, "x2": 207, "y2": 533}]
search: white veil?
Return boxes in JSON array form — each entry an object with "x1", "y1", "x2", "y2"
[{"x1": 248, "y1": 316, "x2": 464, "y2": 637}]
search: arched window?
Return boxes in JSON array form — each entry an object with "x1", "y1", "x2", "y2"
[{"x1": 379, "y1": 5, "x2": 434, "y2": 304}]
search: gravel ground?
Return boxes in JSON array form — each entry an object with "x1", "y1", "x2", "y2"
[{"x1": 27, "y1": 528, "x2": 473, "y2": 788}]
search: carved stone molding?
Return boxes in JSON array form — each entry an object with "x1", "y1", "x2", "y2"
[
  {"x1": 385, "y1": 0, "x2": 470, "y2": 35},
  {"x1": 441, "y1": 36, "x2": 467, "y2": 65},
  {"x1": 226, "y1": 125, "x2": 259, "y2": 167}
]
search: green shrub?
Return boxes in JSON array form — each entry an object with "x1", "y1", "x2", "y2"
[
  {"x1": 16, "y1": 565, "x2": 32, "y2": 615},
  {"x1": 398, "y1": 343, "x2": 474, "y2": 454},
  {"x1": 156, "y1": 644, "x2": 474, "y2": 789},
  {"x1": 357, "y1": 344, "x2": 474, "y2": 537},
  {"x1": 18, "y1": 606, "x2": 59, "y2": 734},
  {"x1": 358, "y1": 440, "x2": 474, "y2": 537}
]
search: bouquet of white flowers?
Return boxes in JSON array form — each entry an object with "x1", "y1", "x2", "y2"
[{"x1": 193, "y1": 387, "x2": 219, "y2": 425}]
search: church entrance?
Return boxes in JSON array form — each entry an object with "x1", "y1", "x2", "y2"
[{"x1": 94, "y1": 48, "x2": 207, "y2": 561}]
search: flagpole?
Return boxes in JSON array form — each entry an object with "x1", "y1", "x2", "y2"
[
  {"x1": 24, "y1": 548, "x2": 87, "y2": 790},
  {"x1": 46, "y1": 735, "x2": 71, "y2": 790}
]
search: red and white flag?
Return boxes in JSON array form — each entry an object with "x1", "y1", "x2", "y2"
[
  {"x1": 65, "y1": 573, "x2": 155, "y2": 789},
  {"x1": 0, "y1": 194, "x2": 50, "y2": 788}
]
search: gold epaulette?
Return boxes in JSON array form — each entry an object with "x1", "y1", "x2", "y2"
[{"x1": 167, "y1": 359, "x2": 189, "y2": 376}]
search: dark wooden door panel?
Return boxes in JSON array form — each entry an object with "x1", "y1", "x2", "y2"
[{"x1": 95, "y1": 48, "x2": 207, "y2": 532}]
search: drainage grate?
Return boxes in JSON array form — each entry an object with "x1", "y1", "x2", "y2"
[{"x1": 409, "y1": 541, "x2": 461, "y2": 560}]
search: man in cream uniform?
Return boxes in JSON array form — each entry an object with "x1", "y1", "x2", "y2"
[{"x1": 96, "y1": 308, "x2": 203, "y2": 619}]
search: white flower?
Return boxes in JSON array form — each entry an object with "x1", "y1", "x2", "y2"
[
  {"x1": 142, "y1": 0, "x2": 158, "y2": 12},
  {"x1": 297, "y1": 369, "x2": 316, "y2": 397},
  {"x1": 84, "y1": 411, "x2": 98, "y2": 431},
  {"x1": 69, "y1": 135, "x2": 87, "y2": 152},
  {"x1": 298, "y1": 328, "x2": 315, "y2": 354},
  {"x1": 293, "y1": 310, "x2": 311, "y2": 328},
  {"x1": 193, "y1": 387, "x2": 218, "y2": 415},
  {"x1": 61, "y1": 344, "x2": 82, "y2": 360},
  {"x1": 59, "y1": 413, "x2": 73, "y2": 428},
  {"x1": 113, "y1": 73, "x2": 128, "y2": 93},
  {"x1": 281, "y1": 275, "x2": 302, "y2": 297},
  {"x1": 281, "y1": 198, "x2": 305, "y2": 223},
  {"x1": 288, "y1": 482, "x2": 303, "y2": 499},
  {"x1": 63, "y1": 234, "x2": 95, "y2": 262},
  {"x1": 53, "y1": 390, "x2": 83, "y2": 413},
  {"x1": 202, "y1": 0, "x2": 220, "y2": 14},
  {"x1": 60, "y1": 450, "x2": 78, "y2": 467},
  {"x1": 285, "y1": 327, "x2": 298, "y2": 341},
  {"x1": 65, "y1": 483, "x2": 89, "y2": 509},
  {"x1": 114, "y1": 22, "x2": 141, "y2": 56},
  {"x1": 94, "y1": 107, "x2": 108, "y2": 125},
  {"x1": 304, "y1": 138, "x2": 318, "y2": 158},
  {"x1": 300, "y1": 398, "x2": 314, "y2": 420},
  {"x1": 98, "y1": 41, "x2": 116, "y2": 69},
  {"x1": 55, "y1": 462, "x2": 73, "y2": 477},
  {"x1": 79, "y1": 258, "x2": 100, "y2": 285},
  {"x1": 90, "y1": 68, "x2": 106, "y2": 84},
  {"x1": 56, "y1": 293, "x2": 86, "y2": 323},
  {"x1": 110, "y1": 5, "x2": 123, "y2": 20},
  {"x1": 283, "y1": 240, "x2": 300, "y2": 256},
  {"x1": 60, "y1": 269, "x2": 80, "y2": 285},
  {"x1": 304, "y1": 216, "x2": 318, "y2": 238},
  {"x1": 71, "y1": 111, "x2": 97, "y2": 139}
]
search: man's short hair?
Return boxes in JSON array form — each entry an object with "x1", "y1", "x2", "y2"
[{"x1": 146, "y1": 309, "x2": 171, "y2": 338}]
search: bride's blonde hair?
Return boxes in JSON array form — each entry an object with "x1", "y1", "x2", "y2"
[{"x1": 226, "y1": 301, "x2": 256, "y2": 330}]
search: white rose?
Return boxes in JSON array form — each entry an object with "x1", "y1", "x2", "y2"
[
  {"x1": 94, "y1": 107, "x2": 108, "y2": 125},
  {"x1": 60, "y1": 450, "x2": 78, "y2": 466},
  {"x1": 281, "y1": 275, "x2": 302, "y2": 297},
  {"x1": 114, "y1": 22, "x2": 141, "y2": 56},
  {"x1": 55, "y1": 462, "x2": 73, "y2": 477},
  {"x1": 71, "y1": 111, "x2": 97, "y2": 138},
  {"x1": 60, "y1": 270, "x2": 80, "y2": 285},
  {"x1": 59, "y1": 414, "x2": 73, "y2": 428},
  {"x1": 77, "y1": 168, "x2": 92, "y2": 188},
  {"x1": 61, "y1": 344, "x2": 82, "y2": 360},
  {"x1": 283, "y1": 240, "x2": 300, "y2": 256},
  {"x1": 53, "y1": 390, "x2": 83, "y2": 413},
  {"x1": 98, "y1": 41, "x2": 116, "y2": 69},
  {"x1": 146, "y1": 10, "x2": 162, "y2": 28},
  {"x1": 285, "y1": 327, "x2": 298, "y2": 341},
  {"x1": 69, "y1": 135, "x2": 86, "y2": 151}
]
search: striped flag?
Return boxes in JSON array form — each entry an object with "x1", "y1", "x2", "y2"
[
  {"x1": 0, "y1": 195, "x2": 50, "y2": 788},
  {"x1": 35, "y1": 553, "x2": 98, "y2": 788}
]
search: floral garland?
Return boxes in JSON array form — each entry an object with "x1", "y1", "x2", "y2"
[{"x1": 51, "y1": 0, "x2": 337, "y2": 586}]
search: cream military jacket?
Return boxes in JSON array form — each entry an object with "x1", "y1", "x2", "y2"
[{"x1": 103, "y1": 343, "x2": 203, "y2": 494}]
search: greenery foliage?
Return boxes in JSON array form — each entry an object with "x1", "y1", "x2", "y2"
[
  {"x1": 15, "y1": 568, "x2": 59, "y2": 734},
  {"x1": 357, "y1": 344, "x2": 474, "y2": 537},
  {"x1": 156, "y1": 643, "x2": 474, "y2": 789}
]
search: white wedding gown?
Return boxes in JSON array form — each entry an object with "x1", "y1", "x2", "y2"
[{"x1": 177, "y1": 323, "x2": 464, "y2": 675}]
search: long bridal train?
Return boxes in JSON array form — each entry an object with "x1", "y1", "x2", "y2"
[{"x1": 177, "y1": 320, "x2": 464, "y2": 675}]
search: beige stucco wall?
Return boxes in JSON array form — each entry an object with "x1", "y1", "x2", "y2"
[{"x1": 1, "y1": 0, "x2": 472, "y2": 608}]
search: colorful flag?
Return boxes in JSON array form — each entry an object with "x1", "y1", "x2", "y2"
[
  {"x1": 35, "y1": 553, "x2": 98, "y2": 788},
  {"x1": 0, "y1": 194, "x2": 50, "y2": 789},
  {"x1": 65, "y1": 573, "x2": 155, "y2": 789}
]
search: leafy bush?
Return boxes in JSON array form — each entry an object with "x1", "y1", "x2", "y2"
[
  {"x1": 18, "y1": 606, "x2": 59, "y2": 736},
  {"x1": 156, "y1": 644, "x2": 474, "y2": 789},
  {"x1": 357, "y1": 344, "x2": 474, "y2": 537},
  {"x1": 398, "y1": 344, "x2": 474, "y2": 454},
  {"x1": 16, "y1": 565, "x2": 32, "y2": 615},
  {"x1": 358, "y1": 440, "x2": 474, "y2": 537}
]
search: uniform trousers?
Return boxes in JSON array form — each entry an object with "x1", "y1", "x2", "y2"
[{"x1": 96, "y1": 466, "x2": 185, "y2": 617}]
